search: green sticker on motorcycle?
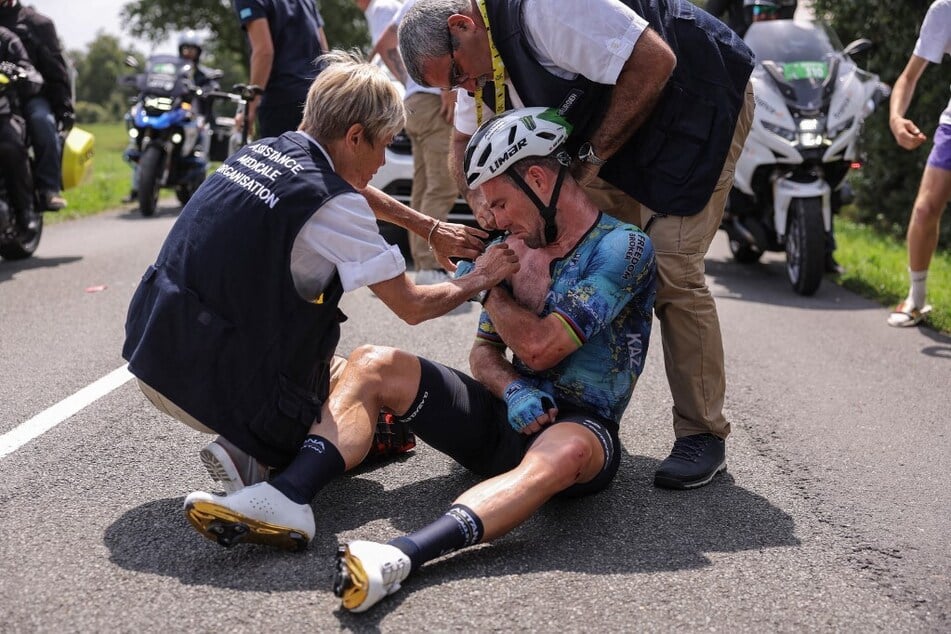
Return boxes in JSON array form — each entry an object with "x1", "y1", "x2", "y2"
[{"x1": 782, "y1": 61, "x2": 829, "y2": 81}]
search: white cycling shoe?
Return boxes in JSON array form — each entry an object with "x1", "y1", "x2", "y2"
[
  {"x1": 334, "y1": 540, "x2": 412, "y2": 612},
  {"x1": 183, "y1": 482, "x2": 315, "y2": 552},
  {"x1": 199, "y1": 436, "x2": 270, "y2": 493}
]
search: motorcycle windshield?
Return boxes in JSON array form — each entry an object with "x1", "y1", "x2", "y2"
[
  {"x1": 745, "y1": 20, "x2": 844, "y2": 109},
  {"x1": 137, "y1": 54, "x2": 193, "y2": 98}
]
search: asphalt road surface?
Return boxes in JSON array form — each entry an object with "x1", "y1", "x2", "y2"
[{"x1": 1, "y1": 205, "x2": 948, "y2": 632}]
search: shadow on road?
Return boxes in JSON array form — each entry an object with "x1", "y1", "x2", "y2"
[
  {"x1": 103, "y1": 451, "x2": 798, "y2": 615},
  {"x1": 705, "y1": 256, "x2": 871, "y2": 312},
  {"x1": 115, "y1": 203, "x2": 183, "y2": 221},
  {"x1": 0, "y1": 255, "x2": 82, "y2": 283},
  {"x1": 918, "y1": 326, "x2": 951, "y2": 360}
]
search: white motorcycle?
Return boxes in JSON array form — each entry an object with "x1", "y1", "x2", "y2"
[{"x1": 722, "y1": 19, "x2": 889, "y2": 295}]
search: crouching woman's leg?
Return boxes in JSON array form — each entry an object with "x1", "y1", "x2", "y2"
[{"x1": 184, "y1": 345, "x2": 425, "y2": 552}]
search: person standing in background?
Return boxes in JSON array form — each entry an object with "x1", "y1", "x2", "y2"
[
  {"x1": 353, "y1": 0, "x2": 405, "y2": 82},
  {"x1": 886, "y1": 0, "x2": 951, "y2": 328},
  {"x1": 232, "y1": 0, "x2": 329, "y2": 139},
  {"x1": 373, "y1": 0, "x2": 460, "y2": 284},
  {"x1": 0, "y1": 0, "x2": 74, "y2": 212}
]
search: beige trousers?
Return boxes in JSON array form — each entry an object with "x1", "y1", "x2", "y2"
[
  {"x1": 583, "y1": 83, "x2": 755, "y2": 439},
  {"x1": 403, "y1": 92, "x2": 458, "y2": 271}
]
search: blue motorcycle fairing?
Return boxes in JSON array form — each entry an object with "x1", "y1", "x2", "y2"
[{"x1": 133, "y1": 106, "x2": 192, "y2": 130}]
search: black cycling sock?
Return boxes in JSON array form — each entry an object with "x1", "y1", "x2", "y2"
[
  {"x1": 269, "y1": 435, "x2": 345, "y2": 504},
  {"x1": 389, "y1": 504, "x2": 484, "y2": 572}
]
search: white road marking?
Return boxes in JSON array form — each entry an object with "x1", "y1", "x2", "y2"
[{"x1": 0, "y1": 365, "x2": 134, "y2": 459}]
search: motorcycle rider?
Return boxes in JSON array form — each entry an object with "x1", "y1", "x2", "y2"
[
  {"x1": 0, "y1": 0, "x2": 74, "y2": 212},
  {"x1": 176, "y1": 30, "x2": 220, "y2": 109},
  {"x1": 0, "y1": 25, "x2": 42, "y2": 233},
  {"x1": 123, "y1": 30, "x2": 221, "y2": 203}
]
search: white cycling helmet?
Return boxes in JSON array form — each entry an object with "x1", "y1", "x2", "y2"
[
  {"x1": 464, "y1": 107, "x2": 572, "y2": 190},
  {"x1": 464, "y1": 107, "x2": 573, "y2": 243}
]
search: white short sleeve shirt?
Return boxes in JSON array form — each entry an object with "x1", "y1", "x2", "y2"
[
  {"x1": 455, "y1": 0, "x2": 647, "y2": 135},
  {"x1": 914, "y1": 0, "x2": 951, "y2": 125},
  {"x1": 392, "y1": 0, "x2": 443, "y2": 99},
  {"x1": 290, "y1": 133, "x2": 406, "y2": 299}
]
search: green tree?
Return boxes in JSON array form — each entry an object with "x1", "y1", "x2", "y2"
[
  {"x1": 71, "y1": 31, "x2": 143, "y2": 121},
  {"x1": 119, "y1": 0, "x2": 370, "y2": 75},
  {"x1": 320, "y1": 0, "x2": 370, "y2": 51},
  {"x1": 812, "y1": 0, "x2": 950, "y2": 247}
]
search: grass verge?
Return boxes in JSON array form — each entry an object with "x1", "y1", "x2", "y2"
[{"x1": 835, "y1": 217, "x2": 949, "y2": 334}]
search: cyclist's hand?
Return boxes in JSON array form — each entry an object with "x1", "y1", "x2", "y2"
[{"x1": 503, "y1": 377, "x2": 558, "y2": 435}]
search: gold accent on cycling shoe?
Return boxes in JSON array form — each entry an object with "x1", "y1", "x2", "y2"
[
  {"x1": 335, "y1": 544, "x2": 370, "y2": 610},
  {"x1": 184, "y1": 500, "x2": 309, "y2": 552}
]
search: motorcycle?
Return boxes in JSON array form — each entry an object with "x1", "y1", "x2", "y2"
[
  {"x1": 0, "y1": 62, "x2": 40, "y2": 259},
  {"x1": 722, "y1": 19, "x2": 890, "y2": 295},
  {"x1": 0, "y1": 63, "x2": 93, "y2": 261},
  {"x1": 120, "y1": 55, "x2": 222, "y2": 217}
]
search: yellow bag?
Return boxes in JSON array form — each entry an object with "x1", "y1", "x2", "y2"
[{"x1": 62, "y1": 126, "x2": 95, "y2": 190}]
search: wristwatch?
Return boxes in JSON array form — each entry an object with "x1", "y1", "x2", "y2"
[{"x1": 578, "y1": 142, "x2": 607, "y2": 166}]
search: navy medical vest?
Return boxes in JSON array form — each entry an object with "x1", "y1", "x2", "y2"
[
  {"x1": 123, "y1": 132, "x2": 351, "y2": 468},
  {"x1": 482, "y1": 0, "x2": 754, "y2": 216}
]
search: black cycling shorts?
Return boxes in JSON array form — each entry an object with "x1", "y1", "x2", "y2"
[{"x1": 395, "y1": 358, "x2": 622, "y2": 497}]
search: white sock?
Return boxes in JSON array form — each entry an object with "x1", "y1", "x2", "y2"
[{"x1": 908, "y1": 269, "x2": 928, "y2": 309}]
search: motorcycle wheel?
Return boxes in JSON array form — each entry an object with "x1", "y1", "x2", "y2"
[
  {"x1": 137, "y1": 145, "x2": 163, "y2": 217},
  {"x1": 785, "y1": 197, "x2": 824, "y2": 296},
  {"x1": 0, "y1": 214, "x2": 43, "y2": 260},
  {"x1": 175, "y1": 183, "x2": 194, "y2": 206}
]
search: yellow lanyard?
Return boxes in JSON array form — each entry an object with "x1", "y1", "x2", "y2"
[{"x1": 476, "y1": 0, "x2": 505, "y2": 125}]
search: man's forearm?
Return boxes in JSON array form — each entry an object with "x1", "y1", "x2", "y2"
[
  {"x1": 587, "y1": 29, "x2": 675, "y2": 160},
  {"x1": 469, "y1": 339, "x2": 519, "y2": 398}
]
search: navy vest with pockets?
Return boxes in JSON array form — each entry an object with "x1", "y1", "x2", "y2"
[
  {"x1": 482, "y1": 0, "x2": 754, "y2": 216},
  {"x1": 123, "y1": 132, "x2": 351, "y2": 468}
]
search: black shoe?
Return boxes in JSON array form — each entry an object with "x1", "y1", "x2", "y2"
[
  {"x1": 825, "y1": 254, "x2": 845, "y2": 275},
  {"x1": 654, "y1": 433, "x2": 726, "y2": 490},
  {"x1": 40, "y1": 190, "x2": 66, "y2": 211},
  {"x1": 122, "y1": 190, "x2": 138, "y2": 204}
]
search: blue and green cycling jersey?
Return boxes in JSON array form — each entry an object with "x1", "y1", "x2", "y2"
[{"x1": 476, "y1": 213, "x2": 656, "y2": 423}]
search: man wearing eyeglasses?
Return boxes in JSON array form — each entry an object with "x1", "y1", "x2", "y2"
[{"x1": 399, "y1": 0, "x2": 755, "y2": 491}]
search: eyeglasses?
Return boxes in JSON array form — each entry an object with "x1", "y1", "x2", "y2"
[{"x1": 447, "y1": 27, "x2": 465, "y2": 88}]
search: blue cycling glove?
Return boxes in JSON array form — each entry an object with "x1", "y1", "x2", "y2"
[{"x1": 503, "y1": 377, "x2": 557, "y2": 433}]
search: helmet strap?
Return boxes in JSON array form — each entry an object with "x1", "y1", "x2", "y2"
[{"x1": 508, "y1": 162, "x2": 569, "y2": 244}]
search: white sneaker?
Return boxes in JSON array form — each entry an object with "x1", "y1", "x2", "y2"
[
  {"x1": 334, "y1": 540, "x2": 412, "y2": 612},
  {"x1": 183, "y1": 482, "x2": 315, "y2": 551},
  {"x1": 199, "y1": 436, "x2": 270, "y2": 493},
  {"x1": 415, "y1": 269, "x2": 450, "y2": 285}
]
